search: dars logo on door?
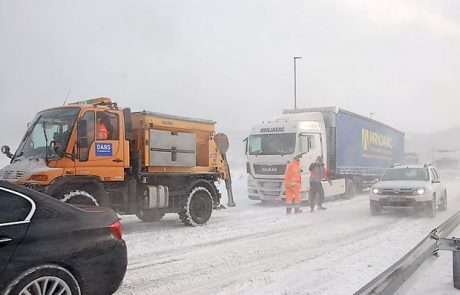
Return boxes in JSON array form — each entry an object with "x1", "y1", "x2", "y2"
[{"x1": 95, "y1": 143, "x2": 113, "y2": 156}]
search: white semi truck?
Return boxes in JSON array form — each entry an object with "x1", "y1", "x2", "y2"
[{"x1": 245, "y1": 107, "x2": 405, "y2": 202}]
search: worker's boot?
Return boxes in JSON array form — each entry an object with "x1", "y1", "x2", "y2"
[
  {"x1": 294, "y1": 207, "x2": 302, "y2": 214},
  {"x1": 286, "y1": 207, "x2": 292, "y2": 215}
]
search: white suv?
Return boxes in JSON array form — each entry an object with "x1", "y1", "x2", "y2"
[{"x1": 370, "y1": 164, "x2": 447, "y2": 217}]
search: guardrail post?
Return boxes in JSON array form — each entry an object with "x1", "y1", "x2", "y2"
[
  {"x1": 437, "y1": 237, "x2": 460, "y2": 290},
  {"x1": 454, "y1": 239, "x2": 460, "y2": 289}
]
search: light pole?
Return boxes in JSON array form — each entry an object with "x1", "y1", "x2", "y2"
[{"x1": 293, "y1": 56, "x2": 302, "y2": 109}]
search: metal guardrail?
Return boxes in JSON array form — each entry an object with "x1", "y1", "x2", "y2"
[{"x1": 354, "y1": 211, "x2": 460, "y2": 295}]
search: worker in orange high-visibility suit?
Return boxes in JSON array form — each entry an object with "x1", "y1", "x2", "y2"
[
  {"x1": 96, "y1": 119, "x2": 109, "y2": 140},
  {"x1": 284, "y1": 154, "x2": 303, "y2": 214}
]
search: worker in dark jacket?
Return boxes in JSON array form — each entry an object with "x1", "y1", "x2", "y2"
[
  {"x1": 284, "y1": 154, "x2": 303, "y2": 215},
  {"x1": 309, "y1": 156, "x2": 330, "y2": 212}
]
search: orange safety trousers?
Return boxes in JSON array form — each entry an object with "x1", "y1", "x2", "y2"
[
  {"x1": 286, "y1": 186, "x2": 301, "y2": 205},
  {"x1": 285, "y1": 160, "x2": 301, "y2": 206}
]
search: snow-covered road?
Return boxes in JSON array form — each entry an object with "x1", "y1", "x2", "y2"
[{"x1": 116, "y1": 175, "x2": 460, "y2": 295}]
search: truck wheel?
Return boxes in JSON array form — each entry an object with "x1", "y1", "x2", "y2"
[
  {"x1": 370, "y1": 202, "x2": 382, "y2": 216},
  {"x1": 343, "y1": 178, "x2": 355, "y2": 199},
  {"x1": 439, "y1": 190, "x2": 447, "y2": 211},
  {"x1": 55, "y1": 188, "x2": 107, "y2": 207},
  {"x1": 136, "y1": 210, "x2": 165, "y2": 222},
  {"x1": 179, "y1": 186, "x2": 213, "y2": 226}
]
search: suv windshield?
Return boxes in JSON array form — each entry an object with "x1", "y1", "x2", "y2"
[
  {"x1": 249, "y1": 133, "x2": 296, "y2": 155},
  {"x1": 381, "y1": 168, "x2": 430, "y2": 181},
  {"x1": 14, "y1": 107, "x2": 80, "y2": 160}
]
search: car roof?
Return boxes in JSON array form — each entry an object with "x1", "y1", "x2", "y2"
[
  {"x1": 390, "y1": 165, "x2": 430, "y2": 169},
  {"x1": 0, "y1": 180, "x2": 116, "y2": 220},
  {"x1": 0, "y1": 180, "x2": 77, "y2": 213}
]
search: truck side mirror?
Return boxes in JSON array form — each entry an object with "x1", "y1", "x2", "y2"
[
  {"x1": 77, "y1": 119, "x2": 88, "y2": 148},
  {"x1": 77, "y1": 119, "x2": 87, "y2": 138},
  {"x1": 243, "y1": 137, "x2": 248, "y2": 155},
  {"x1": 1, "y1": 145, "x2": 13, "y2": 159},
  {"x1": 123, "y1": 108, "x2": 135, "y2": 141}
]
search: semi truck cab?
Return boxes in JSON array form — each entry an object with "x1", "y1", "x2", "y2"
[{"x1": 245, "y1": 112, "x2": 345, "y2": 202}]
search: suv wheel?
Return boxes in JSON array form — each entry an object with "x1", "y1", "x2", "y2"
[
  {"x1": 439, "y1": 190, "x2": 447, "y2": 211},
  {"x1": 370, "y1": 202, "x2": 382, "y2": 216},
  {"x1": 427, "y1": 195, "x2": 437, "y2": 218}
]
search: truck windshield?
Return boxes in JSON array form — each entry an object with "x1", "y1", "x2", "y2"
[
  {"x1": 381, "y1": 168, "x2": 429, "y2": 181},
  {"x1": 249, "y1": 133, "x2": 296, "y2": 155},
  {"x1": 14, "y1": 107, "x2": 80, "y2": 160}
]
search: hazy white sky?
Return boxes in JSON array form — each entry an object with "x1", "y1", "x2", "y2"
[{"x1": 0, "y1": 0, "x2": 459, "y2": 151}]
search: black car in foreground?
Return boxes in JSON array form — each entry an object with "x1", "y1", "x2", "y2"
[{"x1": 0, "y1": 180, "x2": 127, "y2": 295}]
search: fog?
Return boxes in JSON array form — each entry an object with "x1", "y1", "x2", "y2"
[
  {"x1": 0, "y1": 0, "x2": 459, "y2": 166},
  {"x1": 2, "y1": 2, "x2": 460, "y2": 293}
]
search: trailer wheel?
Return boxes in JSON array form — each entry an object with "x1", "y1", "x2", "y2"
[
  {"x1": 136, "y1": 210, "x2": 165, "y2": 222},
  {"x1": 343, "y1": 178, "x2": 355, "y2": 199},
  {"x1": 179, "y1": 186, "x2": 213, "y2": 226}
]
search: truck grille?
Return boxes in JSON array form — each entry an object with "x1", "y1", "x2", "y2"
[
  {"x1": 253, "y1": 164, "x2": 286, "y2": 175},
  {"x1": 257, "y1": 181, "x2": 282, "y2": 189},
  {"x1": 1, "y1": 170, "x2": 26, "y2": 180},
  {"x1": 261, "y1": 190, "x2": 280, "y2": 196}
]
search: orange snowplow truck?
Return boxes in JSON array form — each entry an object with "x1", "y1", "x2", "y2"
[{"x1": 0, "y1": 97, "x2": 235, "y2": 226}]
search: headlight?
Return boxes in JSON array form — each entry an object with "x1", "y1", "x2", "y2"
[
  {"x1": 416, "y1": 188, "x2": 425, "y2": 195},
  {"x1": 372, "y1": 188, "x2": 379, "y2": 194}
]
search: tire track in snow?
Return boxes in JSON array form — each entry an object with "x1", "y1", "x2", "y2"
[
  {"x1": 117, "y1": 180, "x2": 460, "y2": 295},
  {"x1": 119, "y1": 213, "x2": 404, "y2": 294}
]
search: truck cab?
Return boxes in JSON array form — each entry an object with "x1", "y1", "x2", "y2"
[
  {"x1": 246, "y1": 112, "x2": 345, "y2": 202},
  {"x1": 0, "y1": 98, "x2": 128, "y2": 194}
]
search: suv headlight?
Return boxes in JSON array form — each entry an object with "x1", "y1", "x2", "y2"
[
  {"x1": 416, "y1": 188, "x2": 425, "y2": 195},
  {"x1": 372, "y1": 188, "x2": 380, "y2": 194}
]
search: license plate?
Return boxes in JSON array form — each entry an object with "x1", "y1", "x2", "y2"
[{"x1": 388, "y1": 196, "x2": 407, "y2": 202}]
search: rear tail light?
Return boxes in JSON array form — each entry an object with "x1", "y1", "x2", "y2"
[{"x1": 109, "y1": 220, "x2": 123, "y2": 239}]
